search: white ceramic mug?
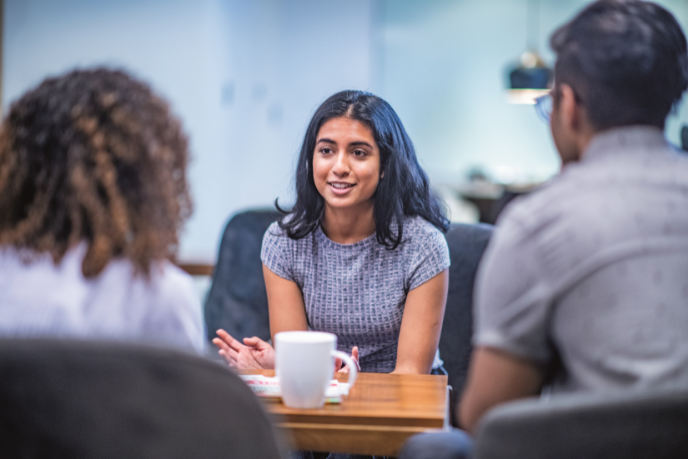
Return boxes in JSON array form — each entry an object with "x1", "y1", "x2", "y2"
[{"x1": 274, "y1": 331, "x2": 358, "y2": 409}]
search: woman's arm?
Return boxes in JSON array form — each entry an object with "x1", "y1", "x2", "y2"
[
  {"x1": 393, "y1": 269, "x2": 449, "y2": 374},
  {"x1": 263, "y1": 263, "x2": 309, "y2": 340},
  {"x1": 212, "y1": 264, "x2": 308, "y2": 370}
]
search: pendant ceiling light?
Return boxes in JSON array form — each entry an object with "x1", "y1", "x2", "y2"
[{"x1": 506, "y1": 0, "x2": 553, "y2": 104}]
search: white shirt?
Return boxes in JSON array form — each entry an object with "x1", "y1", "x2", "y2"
[{"x1": 0, "y1": 243, "x2": 205, "y2": 353}]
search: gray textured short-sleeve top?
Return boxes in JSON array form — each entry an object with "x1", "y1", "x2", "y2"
[{"x1": 261, "y1": 216, "x2": 450, "y2": 373}]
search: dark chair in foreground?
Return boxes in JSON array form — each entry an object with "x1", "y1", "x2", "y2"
[
  {"x1": 204, "y1": 209, "x2": 281, "y2": 345},
  {"x1": 474, "y1": 388, "x2": 688, "y2": 459},
  {"x1": 440, "y1": 223, "x2": 493, "y2": 421},
  {"x1": 0, "y1": 339, "x2": 284, "y2": 459}
]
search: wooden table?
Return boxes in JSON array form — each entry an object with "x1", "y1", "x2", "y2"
[{"x1": 243, "y1": 370, "x2": 450, "y2": 457}]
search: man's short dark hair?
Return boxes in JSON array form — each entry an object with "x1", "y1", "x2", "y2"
[{"x1": 551, "y1": 0, "x2": 688, "y2": 129}]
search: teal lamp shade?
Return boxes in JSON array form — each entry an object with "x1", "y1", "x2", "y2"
[
  {"x1": 505, "y1": 51, "x2": 553, "y2": 104},
  {"x1": 509, "y1": 66, "x2": 552, "y2": 89}
]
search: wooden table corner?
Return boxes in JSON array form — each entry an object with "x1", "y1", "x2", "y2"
[{"x1": 241, "y1": 370, "x2": 451, "y2": 457}]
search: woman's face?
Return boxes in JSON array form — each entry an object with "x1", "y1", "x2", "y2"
[{"x1": 312, "y1": 116, "x2": 381, "y2": 214}]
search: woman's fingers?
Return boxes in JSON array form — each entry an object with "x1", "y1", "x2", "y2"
[
  {"x1": 216, "y1": 329, "x2": 246, "y2": 352},
  {"x1": 337, "y1": 347, "x2": 360, "y2": 374},
  {"x1": 226, "y1": 347, "x2": 241, "y2": 362},
  {"x1": 218, "y1": 350, "x2": 236, "y2": 367},
  {"x1": 212, "y1": 337, "x2": 231, "y2": 353},
  {"x1": 351, "y1": 346, "x2": 361, "y2": 371},
  {"x1": 243, "y1": 336, "x2": 267, "y2": 348},
  {"x1": 215, "y1": 329, "x2": 232, "y2": 341},
  {"x1": 336, "y1": 346, "x2": 361, "y2": 373}
]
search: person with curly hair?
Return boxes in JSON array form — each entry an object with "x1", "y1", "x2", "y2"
[{"x1": 0, "y1": 68, "x2": 204, "y2": 353}]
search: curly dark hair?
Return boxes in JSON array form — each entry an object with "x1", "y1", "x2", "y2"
[{"x1": 0, "y1": 68, "x2": 192, "y2": 278}]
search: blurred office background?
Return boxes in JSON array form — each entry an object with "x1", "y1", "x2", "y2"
[{"x1": 3, "y1": 0, "x2": 688, "y2": 265}]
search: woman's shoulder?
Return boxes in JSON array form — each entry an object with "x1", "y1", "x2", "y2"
[
  {"x1": 264, "y1": 220, "x2": 287, "y2": 237},
  {"x1": 135, "y1": 260, "x2": 206, "y2": 352},
  {"x1": 399, "y1": 216, "x2": 449, "y2": 259},
  {"x1": 263, "y1": 217, "x2": 321, "y2": 248},
  {"x1": 263, "y1": 220, "x2": 296, "y2": 248},
  {"x1": 261, "y1": 218, "x2": 308, "y2": 268},
  {"x1": 402, "y1": 216, "x2": 447, "y2": 241},
  {"x1": 104, "y1": 257, "x2": 199, "y2": 312}
]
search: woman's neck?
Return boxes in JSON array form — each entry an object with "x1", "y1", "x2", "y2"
[{"x1": 320, "y1": 202, "x2": 376, "y2": 244}]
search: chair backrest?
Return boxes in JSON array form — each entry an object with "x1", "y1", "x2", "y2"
[
  {"x1": 473, "y1": 388, "x2": 688, "y2": 459},
  {"x1": 0, "y1": 339, "x2": 285, "y2": 459},
  {"x1": 439, "y1": 223, "x2": 493, "y2": 410},
  {"x1": 204, "y1": 209, "x2": 282, "y2": 344}
]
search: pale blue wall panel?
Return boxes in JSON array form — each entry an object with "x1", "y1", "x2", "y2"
[{"x1": 3, "y1": 0, "x2": 376, "y2": 262}]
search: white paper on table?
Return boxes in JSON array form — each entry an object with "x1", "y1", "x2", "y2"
[{"x1": 239, "y1": 375, "x2": 351, "y2": 403}]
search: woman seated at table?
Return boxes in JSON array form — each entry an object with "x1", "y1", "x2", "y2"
[
  {"x1": 214, "y1": 90, "x2": 450, "y2": 373},
  {"x1": 0, "y1": 68, "x2": 204, "y2": 353}
]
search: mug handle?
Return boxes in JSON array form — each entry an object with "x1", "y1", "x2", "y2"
[{"x1": 331, "y1": 350, "x2": 358, "y2": 391}]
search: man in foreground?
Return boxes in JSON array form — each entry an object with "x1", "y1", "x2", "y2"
[{"x1": 401, "y1": 1, "x2": 688, "y2": 457}]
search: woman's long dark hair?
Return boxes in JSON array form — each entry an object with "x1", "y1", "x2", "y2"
[{"x1": 277, "y1": 90, "x2": 449, "y2": 248}]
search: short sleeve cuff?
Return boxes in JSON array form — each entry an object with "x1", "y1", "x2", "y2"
[
  {"x1": 473, "y1": 329, "x2": 552, "y2": 363},
  {"x1": 408, "y1": 231, "x2": 451, "y2": 291},
  {"x1": 260, "y1": 222, "x2": 294, "y2": 281},
  {"x1": 409, "y1": 257, "x2": 450, "y2": 291}
]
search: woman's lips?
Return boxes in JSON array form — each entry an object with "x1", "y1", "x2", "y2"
[{"x1": 328, "y1": 182, "x2": 355, "y2": 195}]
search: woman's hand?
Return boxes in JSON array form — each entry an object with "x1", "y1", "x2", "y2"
[
  {"x1": 336, "y1": 346, "x2": 360, "y2": 373},
  {"x1": 213, "y1": 329, "x2": 275, "y2": 370}
]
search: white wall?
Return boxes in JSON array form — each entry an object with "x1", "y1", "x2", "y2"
[
  {"x1": 3, "y1": 0, "x2": 377, "y2": 262},
  {"x1": 377, "y1": 0, "x2": 688, "y2": 185},
  {"x1": 4, "y1": 0, "x2": 688, "y2": 262}
]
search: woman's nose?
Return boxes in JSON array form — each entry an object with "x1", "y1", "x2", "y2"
[{"x1": 332, "y1": 151, "x2": 350, "y2": 176}]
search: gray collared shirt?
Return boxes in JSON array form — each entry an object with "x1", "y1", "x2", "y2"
[{"x1": 474, "y1": 126, "x2": 688, "y2": 393}]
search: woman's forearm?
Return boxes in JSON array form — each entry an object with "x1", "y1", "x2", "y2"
[{"x1": 394, "y1": 269, "x2": 449, "y2": 375}]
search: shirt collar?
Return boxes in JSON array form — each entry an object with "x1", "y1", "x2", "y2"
[{"x1": 583, "y1": 125, "x2": 668, "y2": 161}]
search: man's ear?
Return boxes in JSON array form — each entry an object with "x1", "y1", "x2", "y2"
[{"x1": 558, "y1": 84, "x2": 580, "y2": 132}]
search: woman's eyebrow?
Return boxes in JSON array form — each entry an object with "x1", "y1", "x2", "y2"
[
  {"x1": 349, "y1": 141, "x2": 373, "y2": 148},
  {"x1": 316, "y1": 138, "x2": 336, "y2": 145}
]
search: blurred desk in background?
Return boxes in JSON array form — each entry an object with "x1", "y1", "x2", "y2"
[
  {"x1": 177, "y1": 263, "x2": 214, "y2": 276},
  {"x1": 449, "y1": 179, "x2": 540, "y2": 224}
]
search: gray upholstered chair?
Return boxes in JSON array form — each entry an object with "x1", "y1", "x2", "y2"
[
  {"x1": 473, "y1": 388, "x2": 688, "y2": 459},
  {"x1": 0, "y1": 339, "x2": 285, "y2": 459},
  {"x1": 204, "y1": 209, "x2": 281, "y2": 346},
  {"x1": 440, "y1": 223, "x2": 493, "y2": 421}
]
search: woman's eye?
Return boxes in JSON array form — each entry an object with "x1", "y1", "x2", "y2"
[
  {"x1": 320, "y1": 147, "x2": 333, "y2": 155},
  {"x1": 353, "y1": 150, "x2": 367, "y2": 157}
]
